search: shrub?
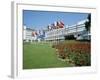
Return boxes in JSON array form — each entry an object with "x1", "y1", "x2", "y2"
[
  {"x1": 68, "y1": 51, "x2": 91, "y2": 66},
  {"x1": 53, "y1": 41, "x2": 91, "y2": 66},
  {"x1": 64, "y1": 35, "x2": 76, "y2": 40}
]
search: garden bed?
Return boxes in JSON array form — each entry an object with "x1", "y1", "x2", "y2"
[{"x1": 52, "y1": 41, "x2": 91, "y2": 66}]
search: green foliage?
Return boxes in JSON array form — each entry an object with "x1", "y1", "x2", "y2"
[
  {"x1": 85, "y1": 14, "x2": 91, "y2": 31},
  {"x1": 53, "y1": 41, "x2": 91, "y2": 66},
  {"x1": 64, "y1": 35, "x2": 76, "y2": 40},
  {"x1": 68, "y1": 52, "x2": 91, "y2": 66}
]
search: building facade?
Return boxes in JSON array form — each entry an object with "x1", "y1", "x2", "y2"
[
  {"x1": 23, "y1": 26, "x2": 37, "y2": 42},
  {"x1": 23, "y1": 19, "x2": 90, "y2": 42},
  {"x1": 45, "y1": 20, "x2": 90, "y2": 41}
]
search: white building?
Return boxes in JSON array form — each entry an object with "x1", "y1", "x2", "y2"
[
  {"x1": 23, "y1": 19, "x2": 90, "y2": 42},
  {"x1": 45, "y1": 28, "x2": 65, "y2": 41},
  {"x1": 45, "y1": 19, "x2": 90, "y2": 41},
  {"x1": 23, "y1": 26, "x2": 37, "y2": 42}
]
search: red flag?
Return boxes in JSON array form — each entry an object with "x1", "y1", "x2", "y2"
[
  {"x1": 59, "y1": 21, "x2": 64, "y2": 28},
  {"x1": 32, "y1": 32, "x2": 35, "y2": 36},
  {"x1": 60, "y1": 21, "x2": 64, "y2": 26}
]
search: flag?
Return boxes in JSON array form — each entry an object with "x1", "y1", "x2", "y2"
[
  {"x1": 59, "y1": 21, "x2": 64, "y2": 28},
  {"x1": 60, "y1": 21, "x2": 64, "y2": 26},
  {"x1": 32, "y1": 32, "x2": 35, "y2": 36}
]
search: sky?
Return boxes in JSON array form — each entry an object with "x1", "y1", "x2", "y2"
[{"x1": 23, "y1": 10, "x2": 89, "y2": 30}]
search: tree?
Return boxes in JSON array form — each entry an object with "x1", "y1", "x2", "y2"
[{"x1": 85, "y1": 14, "x2": 91, "y2": 31}]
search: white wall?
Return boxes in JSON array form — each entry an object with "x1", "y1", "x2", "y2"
[{"x1": 0, "y1": 0, "x2": 99, "y2": 80}]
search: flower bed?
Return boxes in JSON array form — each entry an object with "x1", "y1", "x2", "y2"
[{"x1": 52, "y1": 41, "x2": 91, "y2": 66}]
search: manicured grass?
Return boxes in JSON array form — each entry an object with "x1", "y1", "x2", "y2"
[{"x1": 23, "y1": 42, "x2": 72, "y2": 69}]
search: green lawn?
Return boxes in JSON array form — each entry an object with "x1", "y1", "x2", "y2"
[{"x1": 23, "y1": 42, "x2": 72, "y2": 69}]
